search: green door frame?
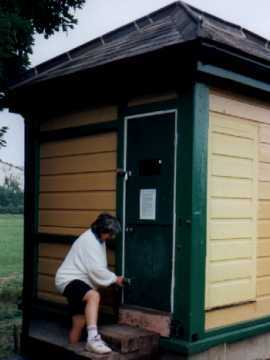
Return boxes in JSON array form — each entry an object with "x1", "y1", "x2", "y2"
[
  {"x1": 120, "y1": 106, "x2": 178, "y2": 313},
  {"x1": 117, "y1": 89, "x2": 209, "y2": 339}
]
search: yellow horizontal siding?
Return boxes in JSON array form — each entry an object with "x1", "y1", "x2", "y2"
[
  {"x1": 40, "y1": 105, "x2": 117, "y2": 132},
  {"x1": 207, "y1": 279, "x2": 254, "y2": 309},
  {"x1": 40, "y1": 133, "x2": 116, "y2": 158},
  {"x1": 210, "y1": 198, "x2": 253, "y2": 219},
  {"x1": 40, "y1": 172, "x2": 116, "y2": 192},
  {"x1": 39, "y1": 243, "x2": 70, "y2": 259},
  {"x1": 37, "y1": 131, "x2": 118, "y2": 311},
  {"x1": 257, "y1": 239, "x2": 270, "y2": 257},
  {"x1": 209, "y1": 240, "x2": 253, "y2": 261},
  {"x1": 206, "y1": 295, "x2": 270, "y2": 330},
  {"x1": 39, "y1": 210, "x2": 116, "y2": 228},
  {"x1": 208, "y1": 259, "x2": 254, "y2": 283},
  {"x1": 259, "y1": 183, "x2": 270, "y2": 199},
  {"x1": 38, "y1": 274, "x2": 57, "y2": 293},
  {"x1": 38, "y1": 226, "x2": 87, "y2": 236},
  {"x1": 211, "y1": 155, "x2": 253, "y2": 178},
  {"x1": 39, "y1": 243, "x2": 115, "y2": 268},
  {"x1": 38, "y1": 291, "x2": 67, "y2": 304},
  {"x1": 206, "y1": 89, "x2": 270, "y2": 330},
  {"x1": 206, "y1": 111, "x2": 258, "y2": 310},
  {"x1": 39, "y1": 191, "x2": 116, "y2": 210},
  {"x1": 38, "y1": 132, "x2": 117, "y2": 236},
  {"x1": 39, "y1": 258, "x2": 62, "y2": 275},
  {"x1": 209, "y1": 89, "x2": 270, "y2": 125},
  {"x1": 259, "y1": 124, "x2": 270, "y2": 143},
  {"x1": 40, "y1": 152, "x2": 116, "y2": 175},
  {"x1": 211, "y1": 177, "x2": 253, "y2": 198},
  {"x1": 209, "y1": 220, "x2": 253, "y2": 240}
]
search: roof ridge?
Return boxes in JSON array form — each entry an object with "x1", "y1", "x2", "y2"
[{"x1": 177, "y1": 1, "x2": 202, "y2": 25}]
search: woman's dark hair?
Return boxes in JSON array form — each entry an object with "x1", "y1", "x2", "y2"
[{"x1": 91, "y1": 213, "x2": 121, "y2": 239}]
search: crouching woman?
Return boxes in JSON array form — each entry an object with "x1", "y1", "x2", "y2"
[{"x1": 55, "y1": 213, "x2": 124, "y2": 354}]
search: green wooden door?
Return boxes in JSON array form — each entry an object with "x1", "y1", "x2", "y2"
[{"x1": 124, "y1": 112, "x2": 176, "y2": 312}]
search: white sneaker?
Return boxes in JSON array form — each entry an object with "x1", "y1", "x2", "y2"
[{"x1": 85, "y1": 334, "x2": 112, "y2": 354}]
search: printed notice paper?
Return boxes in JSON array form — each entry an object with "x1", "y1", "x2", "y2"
[{"x1": 139, "y1": 189, "x2": 156, "y2": 220}]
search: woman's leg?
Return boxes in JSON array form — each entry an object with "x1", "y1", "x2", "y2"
[
  {"x1": 83, "y1": 289, "x2": 100, "y2": 326},
  {"x1": 69, "y1": 314, "x2": 86, "y2": 344}
]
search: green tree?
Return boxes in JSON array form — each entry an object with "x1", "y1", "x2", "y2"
[
  {"x1": 0, "y1": 125, "x2": 8, "y2": 147},
  {"x1": 0, "y1": 0, "x2": 85, "y2": 92},
  {"x1": 0, "y1": 175, "x2": 23, "y2": 214}
]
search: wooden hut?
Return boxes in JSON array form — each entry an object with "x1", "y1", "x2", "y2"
[{"x1": 8, "y1": 1, "x2": 270, "y2": 358}]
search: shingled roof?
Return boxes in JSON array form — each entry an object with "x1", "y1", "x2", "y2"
[{"x1": 11, "y1": 1, "x2": 270, "y2": 89}]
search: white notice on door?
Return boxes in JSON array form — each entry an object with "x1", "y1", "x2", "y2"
[{"x1": 139, "y1": 189, "x2": 156, "y2": 220}]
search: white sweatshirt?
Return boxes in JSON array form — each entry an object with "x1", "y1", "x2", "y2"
[{"x1": 55, "y1": 229, "x2": 117, "y2": 294}]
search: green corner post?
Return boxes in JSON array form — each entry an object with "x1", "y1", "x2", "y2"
[{"x1": 172, "y1": 82, "x2": 209, "y2": 342}]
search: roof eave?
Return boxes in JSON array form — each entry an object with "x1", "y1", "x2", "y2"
[{"x1": 198, "y1": 38, "x2": 270, "y2": 81}]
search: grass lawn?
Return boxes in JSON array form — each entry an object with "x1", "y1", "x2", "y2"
[
  {"x1": 0, "y1": 214, "x2": 23, "y2": 359},
  {"x1": 0, "y1": 214, "x2": 23, "y2": 277}
]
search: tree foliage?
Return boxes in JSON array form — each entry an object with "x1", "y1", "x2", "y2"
[
  {"x1": 0, "y1": 0, "x2": 85, "y2": 91},
  {"x1": 0, "y1": 175, "x2": 23, "y2": 214},
  {"x1": 0, "y1": 125, "x2": 8, "y2": 147}
]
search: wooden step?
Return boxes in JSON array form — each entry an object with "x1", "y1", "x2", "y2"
[
  {"x1": 99, "y1": 324, "x2": 159, "y2": 354},
  {"x1": 119, "y1": 306, "x2": 171, "y2": 337}
]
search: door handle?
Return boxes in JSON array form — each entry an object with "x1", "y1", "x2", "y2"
[
  {"x1": 178, "y1": 218, "x2": 191, "y2": 227},
  {"x1": 125, "y1": 227, "x2": 134, "y2": 233}
]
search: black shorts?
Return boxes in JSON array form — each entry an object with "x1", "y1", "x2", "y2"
[{"x1": 63, "y1": 279, "x2": 92, "y2": 316}]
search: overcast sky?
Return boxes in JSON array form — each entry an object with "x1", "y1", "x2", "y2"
[{"x1": 1, "y1": 0, "x2": 270, "y2": 167}]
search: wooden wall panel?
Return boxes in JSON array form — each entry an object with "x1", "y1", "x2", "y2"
[
  {"x1": 40, "y1": 172, "x2": 116, "y2": 192},
  {"x1": 40, "y1": 106, "x2": 117, "y2": 132},
  {"x1": 37, "y1": 131, "x2": 117, "y2": 309},
  {"x1": 206, "y1": 112, "x2": 258, "y2": 310},
  {"x1": 40, "y1": 153, "x2": 116, "y2": 175},
  {"x1": 40, "y1": 133, "x2": 116, "y2": 158},
  {"x1": 38, "y1": 132, "x2": 117, "y2": 234},
  {"x1": 39, "y1": 191, "x2": 116, "y2": 210},
  {"x1": 206, "y1": 88, "x2": 270, "y2": 330}
]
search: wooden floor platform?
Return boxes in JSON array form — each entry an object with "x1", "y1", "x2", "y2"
[{"x1": 28, "y1": 318, "x2": 159, "y2": 360}]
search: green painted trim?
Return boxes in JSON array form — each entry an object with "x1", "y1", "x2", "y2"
[
  {"x1": 190, "y1": 83, "x2": 209, "y2": 339},
  {"x1": 39, "y1": 120, "x2": 118, "y2": 142},
  {"x1": 116, "y1": 105, "x2": 125, "y2": 277},
  {"x1": 173, "y1": 89, "x2": 193, "y2": 338},
  {"x1": 124, "y1": 99, "x2": 178, "y2": 115},
  {"x1": 197, "y1": 62, "x2": 270, "y2": 93},
  {"x1": 160, "y1": 317, "x2": 270, "y2": 355},
  {"x1": 21, "y1": 118, "x2": 39, "y2": 352},
  {"x1": 32, "y1": 123, "x2": 41, "y2": 300},
  {"x1": 205, "y1": 314, "x2": 270, "y2": 338},
  {"x1": 173, "y1": 84, "x2": 208, "y2": 341}
]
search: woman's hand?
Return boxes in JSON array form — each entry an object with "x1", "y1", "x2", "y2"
[{"x1": 116, "y1": 276, "x2": 124, "y2": 287}]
